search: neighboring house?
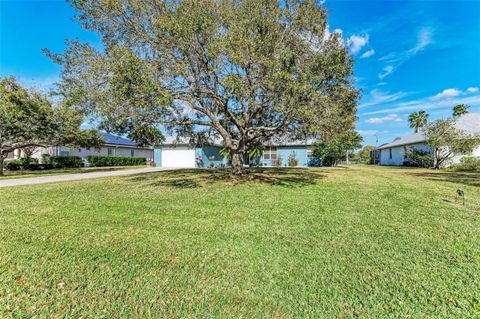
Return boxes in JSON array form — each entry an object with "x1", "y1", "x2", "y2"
[
  {"x1": 49, "y1": 133, "x2": 154, "y2": 164},
  {"x1": 376, "y1": 113, "x2": 480, "y2": 166},
  {"x1": 154, "y1": 137, "x2": 316, "y2": 168},
  {"x1": 9, "y1": 132, "x2": 154, "y2": 165}
]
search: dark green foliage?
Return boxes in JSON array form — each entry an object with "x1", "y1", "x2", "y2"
[
  {"x1": 5, "y1": 160, "x2": 22, "y2": 171},
  {"x1": 0, "y1": 76, "x2": 103, "y2": 175},
  {"x1": 354, "y1": 145, "x2": 375, "y2": 164},
  {"x1": 313, "y1": 130, "x2": 363, "y2": 166},
  {"x1": 308, "y1": 157, "x2": 322, "y2": 167},
  {"x1": 87, "y1": 155, "x2": 146, "y2": 167},
  {"x1": 403, "y1": 148, "x2": 433, "y2": 168},
  {"x1": 50, "y1": 156, "x2": 83, "y2": 169},
  {"x1": 453, "y1": 156, "x2": 480, "y2": 171}
]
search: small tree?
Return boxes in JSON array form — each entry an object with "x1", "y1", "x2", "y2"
[
  {"x1": 408, "y1": 110, "x2": 429, "y2": 133},
  {"x1": 354, "y1": 145, "x2": 375, "y2": 164},
  {"x1": 452, "y1": 104, "x2": 470, "y2": 118},
  {"x1": 425, "y1": 119, "x2": 480, "y2": 169},
  {"x1": 0, "y1": 77, "x2": 103, "y2": 175},
  {"x1": 313, "y1": 130, "x2": 362, "y2": 166}
]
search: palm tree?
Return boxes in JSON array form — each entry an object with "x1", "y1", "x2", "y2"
[
  {"x1": 452, "y1": 104, "x2": 470, "y2": 118},
  {"x1": 247, "y1": 143, "x2": 265, "y2": 160},
  {"x1": 408, "y1": 111, "x2": 429, "y2": 133}
]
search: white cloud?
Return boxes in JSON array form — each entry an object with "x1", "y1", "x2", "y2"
[
  {"x1": 347, "y1": 34, "x2": 368, "y2": 54},
  {"x1": 467, "y1": 87, "x2": 479, "y2": 93},
  {"x1": 322, "y1": 24, "x2": 343, "y2": 42},
  {"x1": 366, "y1": 114, "x2": 402, "y2": 124},
  {"x1": 378, "y1": 65, "x2": 394, "y2": 79},
  {"x1": 358, "y1": 130, "x2": 389, "y2": 136},
  {"x1": 432, "y1": 88, "x2": 462, "y2": 99},
  {"x1": 360, "y1": 49, "x2": 375, "y2": 59}
]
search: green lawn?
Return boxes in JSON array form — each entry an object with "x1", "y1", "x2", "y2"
[
  {"x1": 1, "y1": 165, "x2": 479, "y2": 318},
  {"x1": 0, "y1": 165, "x2": 149, "y2": 180}
]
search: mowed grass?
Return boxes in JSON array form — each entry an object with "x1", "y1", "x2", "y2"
[{"x1": 0, "y1": 166, "x2": 479, "y2": 318}]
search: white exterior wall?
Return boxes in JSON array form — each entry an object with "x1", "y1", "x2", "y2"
[{"x1": 379, "y1": 143, "x2": 430, "y2": 166}]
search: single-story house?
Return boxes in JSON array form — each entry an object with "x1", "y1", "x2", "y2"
[
  {"x1": 9, "y1": 133, "x2": 154, "y2": 164},
  {"x1": 50, "y1": 133, "x2": 154, "y2": 164},
  {"x1": 154, "y1": 137, "x2": 316, "y2": 168},
  {"x1": 376, "y1": 113, "x2": 480, "y2": 166}
]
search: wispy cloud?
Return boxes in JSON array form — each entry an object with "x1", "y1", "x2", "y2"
[
  {"x1": 360, "y1": 94, "x2": 480, "y2": 116},
  {"x1": 409, "y1": 27, "x2": 433, "y2": 54},
  {"x1": 467, "y1": 87, "x2": 479, "y2": 93},
  {"x1": 366, "y1": 113, "x2": 402, "y2": 124},
  {"x1": 358, "y1": 130, "x2": 389, "y2": 136},
  {"x1": 360, "y1": 49, "x2": 375, "y2": 59},
  {"x1": 359, "y1": 89, "x2": 409, "y2": 108},
  {"x1": 378, "y1": 65, "x2": 394, "y2": 79},
  {"x1": 377, "y1": 26, "x2": 434, "y2": 79}
]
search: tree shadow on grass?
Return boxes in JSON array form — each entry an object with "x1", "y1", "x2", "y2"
[
  {"x1": 125, "y1": 168, "x2": 326, "y2": 189},
  {"x1": 406, "y1": 171, "x2": 480, "y2": 188}
]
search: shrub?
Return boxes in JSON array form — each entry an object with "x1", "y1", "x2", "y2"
[
  {"x1": 288, "y1": 152, "x2": 298, "y2": 166},
  {"x1": 403, "y1": 148, "x2": 433, "y2": 168},
  {"x1": 5, "y1": 159, "x2": 22, "y2": 171},
  {"x1": 453, "y1": 156, "x2": 480, "y2": 171},
  {"x1": 50, "y1": 156, "x2": 84, "y2": 169},
  {"x1": 87, "y1": 155, "x2": 146, "y2": 167},
  {"x1": 308, "y1": 157, "x2": 322, "y2": 167}
]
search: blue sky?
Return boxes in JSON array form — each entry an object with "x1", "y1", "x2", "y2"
[{"x1": 1, "y1": 0, "x2": 479, "y2": 146}]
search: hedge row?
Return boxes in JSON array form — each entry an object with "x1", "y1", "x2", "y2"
[
  {"x1": 4, "y1": 156, "x2": 83, "y2": 171},
  {"x1": 87, "y1": 155, "x2": 146, "y2": 167},
  {"x1": 5, "y1": 159, "x2": 55, "y2": 171},
  {"x1": 50, "y1": 156, "x2": 83, "y2": 169}
]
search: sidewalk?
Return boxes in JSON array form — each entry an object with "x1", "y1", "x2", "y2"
[{"x1": 0, "y1": 167, "x2": 167, "y2": 188}]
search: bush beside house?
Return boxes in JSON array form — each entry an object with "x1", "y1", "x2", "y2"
[
  {"x1": 87, "y1": 155, "x2": 146, "y2": 167},
  {"x1": 453, "y1": 156, "x2": 480, "y2": 171},
  {"x1": 50, "y1": 156, "x2": 83, "y2": 169}
]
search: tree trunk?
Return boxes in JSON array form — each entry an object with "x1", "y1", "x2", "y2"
[
  {"x1": 0, "y1": 156, "x2": 4, "y2": 176},
  {"x1": 230, "y1": 152, "x2": 244, "y2": 175}
]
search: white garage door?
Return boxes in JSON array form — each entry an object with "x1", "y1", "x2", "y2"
[{"x1": 161, "y1": 146, "x2": 195, "y2": 168}]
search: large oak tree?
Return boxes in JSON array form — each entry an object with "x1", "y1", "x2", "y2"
[{"x1": 48, "y1": 0, "x2": 359, "y2": 174}]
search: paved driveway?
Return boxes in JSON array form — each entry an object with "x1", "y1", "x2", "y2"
[{"x1": 0, "y1": 167, "x2": 168, "y2": 188}]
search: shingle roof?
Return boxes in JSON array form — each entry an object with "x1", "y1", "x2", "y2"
[
  {"x1": 454, "y1": 113, "x2": 480, "y2": 134},
  {"x1": 377, "y1": 132, "x2": 426, "y2": 149},
  {"x1": 161, "y1": 135, "x2": 315, "y2": 147},
  {"x1": 377, "y1": 113, "x2": 480, "y2": 150},
  {"x1": 101, "y1": 132, "x2": 140, "y2": 147}
]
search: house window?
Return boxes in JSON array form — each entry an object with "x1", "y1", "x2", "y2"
[
  {"x1": 108, "y1": 148, "x2": 113, "y2": 156},
  {"x1": 130, "y1": 149, "x2": 135, "y2": 157},
  {"x1": 389, "y1": 148, "x2": 392, "y2": 159},
  {"x1": 60, "y1": 151, "x2": 70, "y2": 156},
  {"x1": 263, "y1": 146, "x2": 277, "y2": 160}
]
